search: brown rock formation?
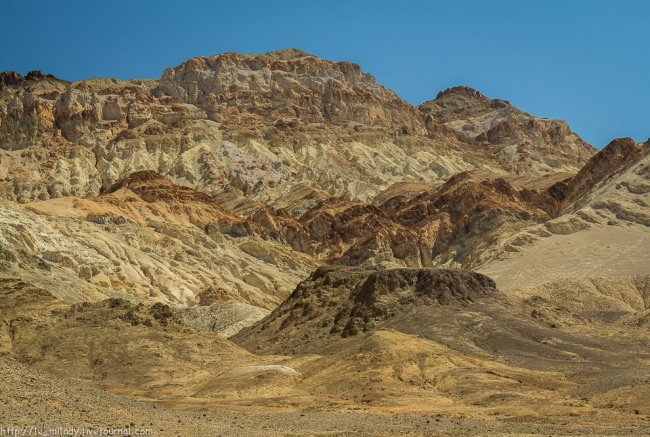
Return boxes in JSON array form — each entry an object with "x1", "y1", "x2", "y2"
[
  {"x1": 0, "y1": 49, "x2": 595, "y2": 205},
  {"x1": 547, "y1": 137, "x2": 649, "y2": 212},
  {"x1": 156, "y1": 49, "x2": 427, "y2": 136},
  {"x1": 248, "y1": 171, "x2": 550, "y2": 267},
  {"x1": 233, "y1": 266, "x2": 498, "y2": 353},
  {"x1": 419, "y1": 86, "x2": 595, "y2": 174}
]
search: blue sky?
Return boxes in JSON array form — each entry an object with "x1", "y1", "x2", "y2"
[{"x1": 1, "y1": 0, "x2": 648, "y2": 148}]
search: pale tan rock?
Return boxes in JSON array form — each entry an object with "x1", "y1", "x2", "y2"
[
  {"x1": 419, "y1": 86, "x2": 595, "y2": 174},
  {"x1": 0, "y1": 51, "x2": 594, "y2": 208}
]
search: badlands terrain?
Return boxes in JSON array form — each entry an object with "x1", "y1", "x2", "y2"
[{"x1": 0, "y1": 49, "x2": 649, "y2": 435}]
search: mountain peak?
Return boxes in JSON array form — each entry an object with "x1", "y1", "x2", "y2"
[
  {"x1": 261, "y1": 48, "x2": 313, "y2": 60},
  {"x1": 435, "y1": 86, "x2": 487, "y2": 100},
  {"x1": 0, "y1": 70, "x2": 63, "y2": 89},
  {"x1": 157, "y1": 48, "x2": 422, "y2": 134}
]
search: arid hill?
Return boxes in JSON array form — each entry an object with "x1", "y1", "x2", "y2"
[
  {"x1": 0, "y1": 49, "x2": 648, "y2": 435},
  {"x1": 3, "y1": 271, "x2": 650, "y2": 434},
  {"x1": 1, "y1": 49, "x2": 593, "y2": 208}
]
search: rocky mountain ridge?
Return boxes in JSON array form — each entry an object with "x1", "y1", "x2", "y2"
[
  {"x1": 419, "y1": 85, "x2": 594, "y2": 174},
  {"x1": 0, "y1": 49, "x2": 594, "y2": 208}
]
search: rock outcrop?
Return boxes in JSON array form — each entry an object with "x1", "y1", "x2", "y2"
[
  {"x1": 233, "y1": 266, "x2": 498, "y2": 352},
  {"x1": 156, "y1": 49, "x2": 426, "y2": 135},
  {"x1": 419, "y1": 86, "x2": 595, "y2": 174},
  {"x1": 546, "y1": 137, "x2": 649, "y2": 213}
]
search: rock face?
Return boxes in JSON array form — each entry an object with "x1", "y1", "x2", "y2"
[
  {"x1": 157, "y1": 49, "x2": 425, "y2": 134},
  {"x1": 0, "y1": 50, "x2": 594, "y2": 207},
  {"x1": 419, "y1": 86, "x2": 595, "y2": 174}
]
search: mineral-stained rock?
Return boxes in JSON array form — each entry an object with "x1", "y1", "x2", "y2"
[
  {"x1": 249, "y1": 171, "x2": 551, "y2": 267},
  {"x1": 0, "y1": 50, "x2": 595, "y2": 208}
]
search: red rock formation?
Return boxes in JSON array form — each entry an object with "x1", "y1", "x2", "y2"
[{"x1": 250, "y1": 172, "x2": 551, "y2": 267}]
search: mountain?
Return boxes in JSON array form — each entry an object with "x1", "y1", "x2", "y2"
[
  {"x1": 0, "y1": 48, "x2": 608, "y2": 309},
  {"x1": 1, "y1": 49, "x2": 648, "y2": 434},
  {"x1": 0, "y1": 49, "x2": 593, "y2": 209},
  {"x1": 419, "y1": 86, "x2": 594, "y2": 174}
]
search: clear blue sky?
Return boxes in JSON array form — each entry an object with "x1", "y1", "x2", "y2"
[{"x1": 1, "y1": 0, "x2": 648, "y2": 148}]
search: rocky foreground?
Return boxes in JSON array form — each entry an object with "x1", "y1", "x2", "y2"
[{"x1": 1, "y1": 49, "x2": 649, "y2": 435}]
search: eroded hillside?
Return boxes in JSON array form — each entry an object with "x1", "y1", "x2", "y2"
[{"x1": 0, "y1": 49, "x2": 648, "y2": 435}]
